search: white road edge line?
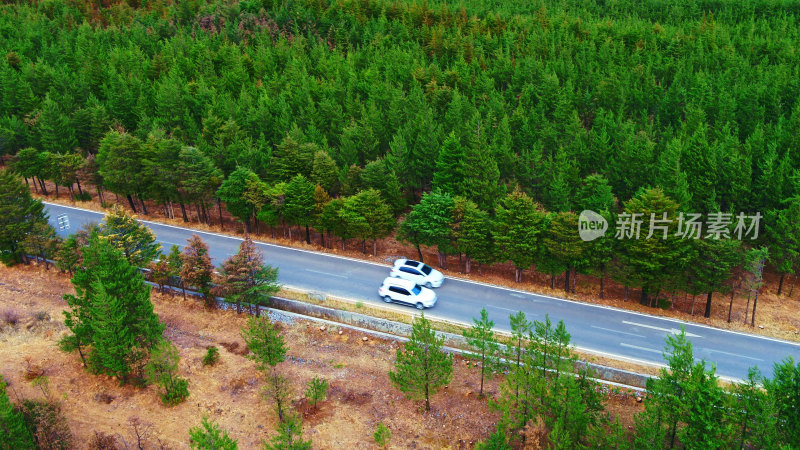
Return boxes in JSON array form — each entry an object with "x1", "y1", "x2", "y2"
[{"x1": 43, "y1": 202, "x2": 800, "y2": 350}]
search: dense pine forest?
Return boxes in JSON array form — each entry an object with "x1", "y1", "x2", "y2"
[{"x1": 2, "y1": 0, "x2": 800, "y2": 315}]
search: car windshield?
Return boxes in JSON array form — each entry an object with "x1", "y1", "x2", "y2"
[
  {"x1": 412, "y1": 285, "x2": 422, "y2": 295},
  {"x1": 421, "y1": 265, "x2": 432, "y2": 275}
]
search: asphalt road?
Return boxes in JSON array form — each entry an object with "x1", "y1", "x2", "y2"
[{"x1": 44, "y1": 202, "x2": 800, "y2": 380}]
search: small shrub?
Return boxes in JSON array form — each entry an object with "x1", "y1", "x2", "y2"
[
  {"x1": 160, "y1": 377, "x2": 190, "y2": 406},
  {"x1": 305, "y1": 376, "x2": 329, "y2": 408},
  {"x1": 355, "y1": 301, "x2": 363, "y2": 309},
  {"x1": 21, "y1": 399, "x2": 74, "y2": 449},
  {"x1": 33, "y1": 311, "x2": 49, "y2": 322},
  {"x1": 73, "y1": 192, "x2": 92, "y2": 202},
  {"x1": 88, "y1": 430, "x2": 120, "y2": 449},
  {"x1": 373, "y1": 422, "x2": 391, "y2": 447},
  {"x1": 189, "y1": 417, "x2": 238, "y2": 450},
  {"x1": 202, "y1": 346, "x2": 219, "y2": 366},
  {"x1": 2, "y1": 308, "x2": 20, "y2": 325}
]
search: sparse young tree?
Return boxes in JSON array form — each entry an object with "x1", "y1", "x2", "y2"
[
  {"x1": 241, "y1": 316, "x2": 287, "y2": 372},
  {"x1": 462, "y1": 308, "x2": 501, "y2": 397},
  {"x1": 262, "y1": 414, "x2": 311, "y2": 450},
  {"x1": 389, "y1": 313, "x2": 453, "y2": 411},
  {"x1": 215, "y1": 238, "x2": 280, "y2": 315},
  {"x1": 180, "y1": 235, "x2": 214, "y2": 303},
  {"x1": 144, "y1": 340, "x2": 189, "y2": 406},
  {"x1": 54, "y1": 235, "x2": 81, "y2": 276},
  {"x1": 373, "y1": 422, "x2": 391, "y2": 448},
  {"x1": 189, "y1": 417, "x2": 238, "y2": 450},
  {"x1": 304, "y1": 376, "x2": 329, "y2": 409}
]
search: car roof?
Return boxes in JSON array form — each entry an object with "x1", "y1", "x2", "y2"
[
  {"x1": 382, "y1": 277, "x2": 418, "y2": 289},
  {"x1": 402, "y1": 259, "x2": 422, "y2": 268}
]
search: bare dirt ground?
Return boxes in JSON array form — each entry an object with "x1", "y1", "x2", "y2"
[
  {"x1": 1, "y1": 264, "x2": 645, "y2": 448},
  {"x1": 30, "y1": 182, "x2": 800, "y2": 344}
]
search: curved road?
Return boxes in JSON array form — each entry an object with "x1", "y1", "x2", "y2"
[{"x1": 44, "y1": 202, "x2": 800, "y2": 380}]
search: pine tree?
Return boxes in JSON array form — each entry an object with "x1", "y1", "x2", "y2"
[
  {"x1": 176, "y1": 147, "x2": 224, "y2": 223},
  {"x1": 96, "y1": 131, "x2": 146, "y2": 212},
  {"x1": 0, "y1": 374, "x2": 35, "y2": 450},
  {"x1": 494, "y1": 190, "x2": 547, "y2": 282},
  {"x1": 730, "y1": 368, "x2": 780, "y2": 449},
  {"x1": 617, "y1": 188, "x2": 688, "y2": 307},
  {"x1": 241, "y1": 316, "x2": 287, "y2": 373},
  {"x1": 452, "y1": 197, "x2": 494, "y2": 274},
  {"x1": 55, "y1": 235, "x2": 81, "y2": 276},
  {"x1": 432, "y1": 132, "x2": 466, "y2": 196},
  {"x1": 389, "y1": 312, "x2": 453, "y2": 411},
  {"x1": 397, "y1": 191, "x2": 455, "y2": 266},
  {"x1": 462, "y1": 308, "x2": 501, "y2": 397},
  {"x1": 542, "y1": 212, "x2": 586, "y2": 293},
  {"x1": 271, "y1": 132, "x2": 316, "y2": 182},
  {"x1": 765, "y1": 358, "x2": 800, "y2": 446},
  {"x1": 215, "y1": 238, "x2": 280, "y2": 315},
  {"x1": 310, "y1": 150, "x2": 339, "y2": 196},
  {"x1": 217, "y1": 167, "x2": 261, "y2": 233},
  {"x1": 189, "y1": 417, "x2": 238, "y2": 450},
  {"x1": 262, "y1": 414, "x2": 311, "y2": 450},
  {"x1": 97, "y1": 205, "x2": 161, "y2": 267},
  {"x1": 340, "y1": 189, "x2": 395, "y2": 255},
  {"x1": 64, "y1": 236, "x2": 164, "y2": 381},
  {"x1": 361, "y1": 158, "x2": 405, "y2": 215},
  {"x1": 317, "y1": 198, "x2": 349, "y2": 250},
  {"x1": 764, "y1": 198, "x2": 800, "y2": 296},
  {"x1": 0, "y1": 168, "x2": 49, "y2": 265},
  {"x1": 282, "y1": 174, "x2": 316, "y2": 244},
  {"x1": 180, "y1": 235, "x2": 214, "y2": 302},
  {"x1": 37, "y1": 96, "x2": 77, "y2": 154}
]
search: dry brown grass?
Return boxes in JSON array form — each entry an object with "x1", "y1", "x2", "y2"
[{"x1": 0, "y1": 264, "x2": 529, "y2": 447}]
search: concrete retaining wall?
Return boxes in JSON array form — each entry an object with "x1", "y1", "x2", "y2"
[{"x1": 270, "y1": 296, "x2": 652, "y2": 389}]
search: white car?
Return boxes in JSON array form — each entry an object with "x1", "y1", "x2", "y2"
[
  {"x1": 390, "y1": 258, "x2": 444, "y2": 288},
  {"x1": 378, "y1": 277, "x2": 437, "y2": 310}
]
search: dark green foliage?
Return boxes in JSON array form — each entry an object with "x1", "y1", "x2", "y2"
[
  {"x1": 304, "y1": 376, "x2": 329, "y2": 408},
  {"x1": 189, "y1": 417, "x2": 238, "y2": 450},
  {"x1": 62, "y1": 236, "x2": 164, "y2": 381},
  {"x1": 282, "y1": 174, "x2": 316, "y2": 242},
  {"x1": 389, "y1": 313, "x2": 453, "y2": 411},
  {"x1": 0, "y1": 374, "x2": 35, "y2": 450},
  {"x1": 0, "y1": 169, "x2": 49, "y2": 266},
  {"x1": 398, "y1": 191, "x2": 455, "y2": 264},
  {"x1": 340, "y1": 189, "x2": 396, "y2": 255},
  {"x1": 202, "y1": 346, "x2": 220, "y2": 367},
  {"x1": 765, "y1": 358, "x2": 800, "y2": 446},
  {"x1": 3, "y1": 0, "x2": 800, "y2": 312},
  {"x1": 494, "y1": 190, "x2": 547, "y2": 282},
  {"x1": 217, "y1": 167, "x2": 261, "y2": 233}
]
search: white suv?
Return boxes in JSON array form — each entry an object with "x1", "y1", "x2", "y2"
[
  {"x1": 378, "y1": 277, "x2": 437, "y2": 310},
  {"x1": 390, "y1": 258, "x2": 445, "y2": 288}
]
